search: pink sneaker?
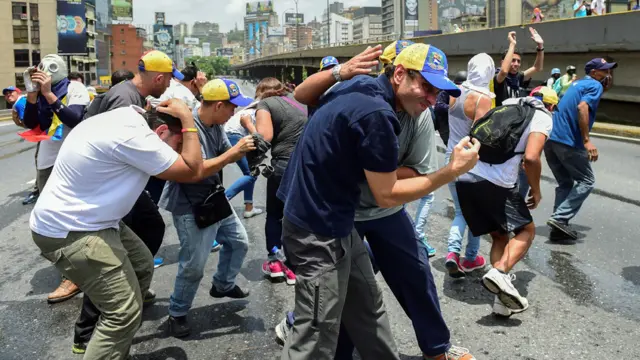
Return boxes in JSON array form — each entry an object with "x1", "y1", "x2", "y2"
[
  {"x1": 461, "y1": 255, "x2": 486, "y2": 273},
  {"x1": 283, "y1": 265, "x2": 296, "y2": 285},
  {"x1": 445, "y1": 252, "x2": 465, "y2": 278},
  {"x1": 262, "y1": 260, "x2": 285, "y2": 279}
]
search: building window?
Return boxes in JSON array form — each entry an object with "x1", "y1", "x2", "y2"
[
  {"x1": 15, "y1": 73, "x2": 25, "y2": 89},
  {"x1": 12, "y1": 2, "x2": 27, "y2": 20},
  {"x1": 14, "y1": 49, "x2": 30, "y2": 67},
  {"x1": 122, "y1": 61, "x2": 126, "y2": 66},
  {"x1": 79, "y1": 62, "x2": 84, "y2": 71},
  {"x1": 498, "y1": 0, "x2": 506, "y2": 26},
  {"x1": 120, "y1": 28, "x2": 125, "y2": 34},
  {"x1": 29, "y1": 3, "x2": 38, "y2": 20},
  {"x1": 13, "y1": 25, "x2": 29, "y2": 44},
  {"x1": 31, "y1": 50, "x2": 41, "y2": 66},
  {"x1": 31, "y1": 25, "x2": 40, "y2": 44},
  {"x1": 121, "y1": 39, "x2": 125, "y2": 44},
  {"x1": 91, "y1": 73, "x2": 97, "y2": 81},
  {"x1": 121, "y1": 50, "x2": 126, "y2": 55}
]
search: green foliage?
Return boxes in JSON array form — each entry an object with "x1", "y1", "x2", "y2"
[
  {"x1": 302, "y1": 66, "x2": 308, "y2": 81},
  {"x1": 185, "y1": 56, "x2": 231, "y2": 78}
]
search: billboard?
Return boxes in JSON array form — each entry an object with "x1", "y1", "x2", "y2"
[
  {"x1": 155, "y1": 12, "x2": 165, "y2": 25},
  {"x1": 285, "y1": 13, "x2": 304, "y2": 25},
  {"x1": 95, "y1": 0, "x2": 110, "y2": 33},
  {"x1": 183, "y1": 37, "x2": 200, "y2": 45},
  {"x1": 246, "y1": 1, "x2": 273, "y2": 15},
  {"x1": 112, "y1": 0, "x2": 133, "y2": 22},
  {"x1": 405, "y1": 0, "x2": 419, "y2": 27},
  {"x1": 216, "y1": 48, "x2": 234, "y2": 57},
  {"x1": 248, "y1": 23, "x2": 254, "y2": 41},
  {"x1": 268, "y1": 27, "x2": 285, "y2": 36},
  {"x1": 57, "y1": 0, "x2": 88, "y2": 55},
  {"x1": 202, "y1": 42, "x2": 211, "y2": 57},
  {"x1": 438, "y1": 0, "x2": 486, "y2": 33},
  {"x1": 153, "y1": 24, "x2": 175, "y2": 59}
]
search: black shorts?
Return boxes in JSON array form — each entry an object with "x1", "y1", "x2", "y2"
[{"x1": 456, "y1": 180, "x2": 533, "y2": 237}]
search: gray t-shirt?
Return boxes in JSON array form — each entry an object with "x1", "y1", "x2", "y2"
[
  {"x1": 84, "y1": 81, "x2": 146, "y2": 118},
  {"x1": 354, "y1": 109, "x2": 438, "y2": 222},
  {"x1": 256, "y1": 96, "x2": 307, "y2": 160},
  {"x1": 158, "y1": 108, "x2": 232, "y2": 215}
]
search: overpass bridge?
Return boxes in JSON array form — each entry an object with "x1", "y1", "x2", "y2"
[{"x1": 232, "y1": 11, "x2": 640, "y2": 125}]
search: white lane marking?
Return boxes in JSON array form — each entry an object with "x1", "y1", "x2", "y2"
[
  {"x1": 26, "y1": 179, "x2": 36, "y2": 185},
  {"x1": 0, "y1": 121, "x2": 17, "y2": 127}
]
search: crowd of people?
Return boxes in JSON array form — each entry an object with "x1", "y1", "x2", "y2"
[{"x1": 1, "y1": 25, "x2": 616, "y2": 359}]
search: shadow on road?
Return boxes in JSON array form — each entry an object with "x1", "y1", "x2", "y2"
[
  {"x1": 440, "y1": 269, "x2": 535, "y2": 307},
  {"x1": 241, "y1": 258, "x2": 269, "y2": 282},
  {"x1": 476, "y1": 314, "x2": 523, "y2": 327},
  {"x1": 133, "y1": 300, "x2": 266, "y2": 345},
  {"x1": 621, "y1": 266, "x2": 640, "y2": 287},
  {"x1": 535, "y1": 224, "x2": 591, "y2": 244},
  {"x1": 133, "y1": 346, "x2": 188, "y2": 360},
  {"x1": 29, "y1": 264, "x2": 61, "y2": 295}
]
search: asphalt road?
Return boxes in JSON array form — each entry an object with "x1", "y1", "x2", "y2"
[{"x1": 0, "y1": 84, "x2": 638, "y2": 360}]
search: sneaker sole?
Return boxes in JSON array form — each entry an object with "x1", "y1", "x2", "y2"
[
  {"x1": 482, "y1": 277, "x2": 527, "y2": 311},
  {"x1": 546, "y1": 220, "x2": 578, "y2": 240},
  {"x1": 445, "y1": 259, "x2": 466, "y2": 278},
  {"x1": 71, "y1": 347, "x2": 86, "y2": 355},
  {"x1": 462, "y1": 264, "x2": 486, "y2": 273},
  {"x1": 275, "y1": 324, "x2": 288, "y2": 346},
  {"x1": 211, "y1": 246, "x2": 221, "y2": 253},
  {"x1": 285, "y1": 278, "x2": 296, "y2": 285},
  {"x1": 262, "y1": 268, "x2": 285, "y2": 278}
]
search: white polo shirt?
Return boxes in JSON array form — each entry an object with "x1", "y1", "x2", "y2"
[{"x1": 30, "y1": 106, "x2": 179, "y2": 238}]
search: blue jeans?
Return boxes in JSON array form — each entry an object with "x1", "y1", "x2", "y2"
[
  {"x1": 169, "y1": 211, "x2": 249, "y2": 317},
  {"x1": 544, "y1": 140, "x2": 595, "y2": 223},
  {"x1": 445, "y1": 155, "x2": 480, "y2": 260},
  {"x1": 224, "y1": 133, "x2": 257, "y2": 204},
  {"x1": 414, "y1": 193, "x2": 435, "y2": 241},
  {"x1": 517, "y1": 166, "x2": 530, "y2": 199}
]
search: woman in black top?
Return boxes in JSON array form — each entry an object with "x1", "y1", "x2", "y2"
[{"x1": 240, "y1": 77, "x2": 307, "y2": 285}]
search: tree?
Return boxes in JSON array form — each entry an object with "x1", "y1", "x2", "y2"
[{"x1": 185, "y1": 56, "x2": 231, "y2": 79}]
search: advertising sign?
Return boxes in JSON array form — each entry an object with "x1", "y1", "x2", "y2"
[
  {"x1": 216, "y1": 48, "x2": 234, "y2": 57},
  {"x1": 285, "y1": 13, "x2": 304, "y2": 25},
  {"x1": 268, "y1": 27, "x2": 285, "y2": 36},
  {"x1": 112, "y1": 0, "x2": 133, "y2": 22},
  {"x1": 153, "y1": 24, "x2": 175, "y2": 59},
  {"x1": 183, "y1": 37, "x2": 200, "y2": 45},
  {"x1": 245, "y1": 1, "x2": 274, "y2": 15},
  {"x1": 202, "y1": 43, "x2": 211, "y2": 57},
  {"x1": 438, "y1": 0, "x2": 486, "y2": 33},
  {"x1": 95, "y1": 0, "x2": 110, "y2": 33},
  {"x1": 254, "y1": 22, "x2": 261, "y2": 53},
  {"x1": 57, "y1": 0, "x2": 88, "y2": 55},
  {"x1": 405, "y1": 0, "x2": 419, "y2": 27},
  {"x1": 248, "y1": 23, "x2": 254, "y2": 41},
  {"x1": 155, "y1": 12, "x2": 165, "y2": 25}
]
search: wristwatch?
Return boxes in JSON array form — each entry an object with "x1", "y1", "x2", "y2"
[{"x1": 332, "y1": 64, "x2": 343, "y2": 82}]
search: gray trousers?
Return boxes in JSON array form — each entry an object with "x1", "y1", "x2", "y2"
[{"x1": 281, "y1": 218, "x2": 399, "y2": 360}]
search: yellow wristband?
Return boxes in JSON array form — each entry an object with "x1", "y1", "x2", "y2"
[{"x1": 181, "y1": 128, "x2": 198, "y2": 133}]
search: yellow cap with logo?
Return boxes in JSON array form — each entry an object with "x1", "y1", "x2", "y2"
[
  {"x1": 394, "y1": 43, "x2": 461, "y2": 97},
  {"x1": 380, "y1": 40, "x2": 415, "y2": 65},
  {"x1": 138, "y1": 50, "x2": 184, "y2": 80},
  {"x1": 201, "y1": 79, "x2": 253, "y2": 107}
]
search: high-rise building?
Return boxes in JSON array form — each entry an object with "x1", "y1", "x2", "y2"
[
  {"x1": 110, "y1": 24, "x2": 150, "y2": 75},
  {"x1": 382, "y1": 0, "x2": 439, "y2": 37},
  {"x1": 174, "y1": 22, "x2": 190, "y2": 44},
  {"x1": 353, "y1": 7, "x2": 382, "y2": 42},
  {"x1": 243, "y1": 2, "x2": 277, "y2": 60},
  {"x1": 1, "y1": 0, "x2": 58, "y2": 106},
  {"x1": 285, "y1": 26, "x2": 313, "y2": 49},
  {"x1": 192, "y1": 21, "x2": 223, "y2": 48},
  {"x1": 321, "y1": 12, "x2": 353, "y2": 46}
]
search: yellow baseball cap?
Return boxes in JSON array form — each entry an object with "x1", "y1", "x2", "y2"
[
  {"x1": 530, "y1": 86, "x2": 559, "y2": 106},
  {"x1": 394, "y1": 43, "x2": 461, "y2": 97},
  {"x1": 380, "y1": 40, "x2": 415, "y2": 65},
  {"x1": 138, "y1": 50, "x2": 184, "y2": 80},
  {"x1": 201, "y1": 79, "x2": 253, "y2": 107}
]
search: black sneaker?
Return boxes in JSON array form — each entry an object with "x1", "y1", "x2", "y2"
[
  {"x1": 22, "y1": 190, "x2": 39, "y2": 205},
  {"x1": 209, "y1": 284, "x2": 250, "y2": 299},
  {"x1": 143, "y1": 289, "x2": 156, "y2": 307},
  {"x1": 547, "y1": 219, "x2": 578, "y2": 240},
  {"x1": 71, "y1": 342, "x2": 86, "y2": 355},
  {"x1": 168, "y1": 315, "x2": 191, "y2": 338}
]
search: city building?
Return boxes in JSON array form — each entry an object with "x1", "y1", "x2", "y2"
[
  {"x1": 1, "y1": 0, "x2": 58, "y2": 106},
  {"x1": 94, "y1": 0, "x2": 112, "y2": 88},
  {"x1": 192, "y1": 21, "x2": 223, "y2": 48},
  {"x1": 110, "y1": 24, "x2": 149, "y2": 75},
  {"x1": 450, "y1": 12, "x2": 487, "y2": 32},
  {"x1": 353, "y1": 7, "x2": 382, "y2": 42},
  {"x1": 70, "y1": 1, "x2": 98, "y2": 86},
  {"x1": 321, "y1": 12, "x2": 353, "y2": 46},
  {"x1": 243, "y1": 3, "x2": 277, "y2": 60},
  {"x1": 174, "y1": 22, "x2": 189, "y2": 44},
  {"x1": 382, "y1": 0, "x2": 438, "y2": 37},
  {"x1": 285, "y1": 25, "x2": 313, "y2": 49},
  {"x1": 307, "y1": 17, "x2": 323, "y2": 47}
]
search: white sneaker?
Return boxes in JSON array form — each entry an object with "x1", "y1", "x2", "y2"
[
  {"x1": 482, "y1": 268, "x2": 528, "y2": 311},
  {"x1": 492, "y1": 295, "x2": 528, "y2": 317},
  {"x1": 244, "y1": 208, "x2": 264, "y2": 218},
  {"x1": 274, "y1": 315, "x2": 291, "y2": 346}
]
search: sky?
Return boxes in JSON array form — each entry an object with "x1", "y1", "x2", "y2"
[{"x1": 132, "y1": 0, "x2": 382, "y2": 32}]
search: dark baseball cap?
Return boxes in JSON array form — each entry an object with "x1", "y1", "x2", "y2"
[
  {"x1": 585, "y1": 58, "x2": 618, "y2": 74},
  {"x1": 2, "y1": 86, "x2": 20, "y2": 95}
]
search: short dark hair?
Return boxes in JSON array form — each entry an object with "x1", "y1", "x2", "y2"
[
  {"x1": 143, "y1": 109, "x2": 182, "y2": 134},
  {"x1": 180, "y1": 62, "x2": 199, "y2": 81},
  {"x1": 384, "y1": 64, "x2": 419, "y2": 79},
  {"x1": 111, "y1": 69, "x2": 135, "y2": 88},
  {"x1": 201, "y1": 100, "x2": 232, "y2": 108},
  {"x1": 502, "y1": 49, "x2": 522, "y2": 59},
  {"x1": 68, "y1": 72, "x2": 84, "y2": 82}
]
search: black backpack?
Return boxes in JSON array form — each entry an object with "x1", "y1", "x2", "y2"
[{"x1": 469, "y1": 100, "x2": 537, "y2": 165}]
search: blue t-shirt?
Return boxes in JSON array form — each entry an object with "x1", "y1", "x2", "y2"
[
  {"x1": 12, "y1": 95, "x2": 27, "y2": 121},
  {"x1": 573, "y1": 1, "x2": 587, "y2": 17},
  {"x1": 549, "y1": 76, "x2": 603, "y2": 149},
  {"x1": 277, "y1": 75, "x2": 401, "y2": 238}
]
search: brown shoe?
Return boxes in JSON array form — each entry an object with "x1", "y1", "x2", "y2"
[{"x1": 47, "y1": 279, "x2": 81, "y2": 304}]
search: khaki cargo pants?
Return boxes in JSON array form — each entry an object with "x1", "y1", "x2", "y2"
[{"x1": 32, "y1": 222, "x2": 154, "y2": 360}]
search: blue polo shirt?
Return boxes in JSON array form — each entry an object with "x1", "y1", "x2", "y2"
[
  {"x1": 549, "y1": 76, "x2": 603, "y2": 149},
  {"x1": 277, "y1": 75, "x2": 401, "y2": 238},
  {"x1": 12, "y1": 95, "x2": 27, "y2": 121}
]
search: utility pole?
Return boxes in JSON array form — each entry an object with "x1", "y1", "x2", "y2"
[
  {"x1": 294, "y1": 0, "x2": 299, "y2": 49},
  {"x1": 326, "y1": 0, "x2": 330, "y2": 46},
  {"x1": 399, "y1": 0, "x2": 404, "y2": 40}
]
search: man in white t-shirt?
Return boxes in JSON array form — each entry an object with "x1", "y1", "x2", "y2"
[
  {"x1": 148, "y1": 62, "x2": 207, "y2": 111},
  {"x1": 29, "y1": 99, "x2": 255, "y2": 360},
  {"x1": 455, "y1": 87, "x2": 557, "y2": 318}
]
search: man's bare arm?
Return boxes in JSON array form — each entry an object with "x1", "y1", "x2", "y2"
[
  {"x1": 397, "y1": 166, "x2": 420, "y2": 179},
  {"x1": 523, "y1": 28, "x2": 545, "y2": 79},
  {"x1": 497, "y1": 32, "x2": 517, "y2": 84}
]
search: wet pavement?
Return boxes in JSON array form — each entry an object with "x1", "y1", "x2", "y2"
[{"x1": 0, "y1": 84, "x2": 638, "y2": 359}]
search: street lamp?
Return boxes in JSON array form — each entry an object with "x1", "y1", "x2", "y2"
[{"x1": 293, "y1": 0, "x2": 299, "y2": 50}]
